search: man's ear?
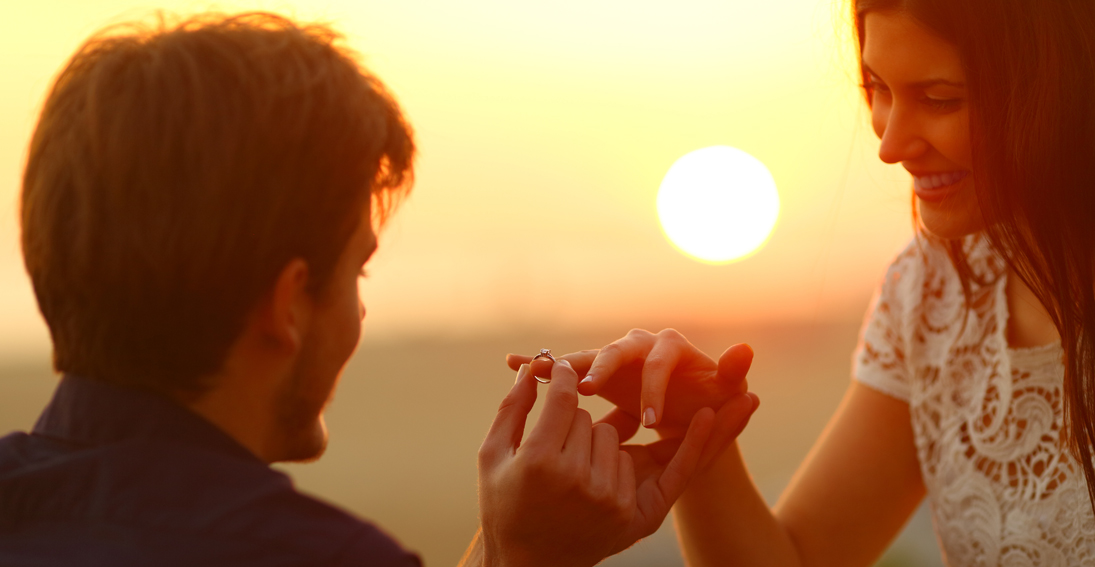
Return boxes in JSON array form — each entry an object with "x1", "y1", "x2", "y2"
[{"x1": 257, "y1": 258, "x2": 313, "y2": 355}]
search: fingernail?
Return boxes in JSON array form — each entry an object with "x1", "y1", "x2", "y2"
[
  {"x1": 515, "y1": 364, "x2": 529, "y2": 384},
  {"x1": 580, "y1": 375, "x2": 593, "y2": 385},
  {"x1": 642, "y1": 407, "x2": 656, "y2": 428},
  {"x1": 559, "y1": 359, "x2": 572, "y2": 369}
]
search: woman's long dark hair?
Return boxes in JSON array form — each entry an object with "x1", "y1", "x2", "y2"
[{"x1": 853, "y1": 0, "x2": 1095, "y2": 509}]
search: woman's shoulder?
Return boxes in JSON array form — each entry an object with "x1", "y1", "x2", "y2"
[
  {"x1": 879, "y1": 232, "x2": 1003, "y2": 307},
  {"x1": 853, "y1": 233, "x2": 1000, "y2": 401},
  {"x1": 876, "y1": 234, "x2": 951, "y2": 307}
]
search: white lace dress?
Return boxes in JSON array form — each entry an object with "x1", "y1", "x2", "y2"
[{"x1": 854, "y1": 234, "x2": 1095, "y2": 566}]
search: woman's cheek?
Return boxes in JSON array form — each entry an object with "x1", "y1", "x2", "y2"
[{"x1": 951, "y1": 114, "x2": 974, "y2": 167}]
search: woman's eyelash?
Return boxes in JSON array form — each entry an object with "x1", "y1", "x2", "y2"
[
  {"x1": 862, "y1": 77, "x2": 890, "y2": 93},
  {"x1": 860, "y1": 77, "x2": 960, "y2": 111},
  {"x1": 924, "y1": 97, "x2": 961, "y2": 111}
]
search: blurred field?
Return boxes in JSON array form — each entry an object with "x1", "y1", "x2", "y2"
[{"x1": 0, "y1": 321, "x2": 943, "y2": 566}]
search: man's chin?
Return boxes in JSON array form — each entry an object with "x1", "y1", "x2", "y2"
[{"x1": 275, "y1": 418, "x2": 329, "y2": 463}]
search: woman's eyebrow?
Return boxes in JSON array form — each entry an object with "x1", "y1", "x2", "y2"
[
  {"x1": 909, "y1": 78, "x2": 966, "y2": 88},
  {"x1": 862, "y1": 64, "x2": 965, "y2": 88}
]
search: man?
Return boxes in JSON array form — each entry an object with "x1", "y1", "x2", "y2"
[{"x1": 0, "y1": 12, "x2": 757, "y2": 566}]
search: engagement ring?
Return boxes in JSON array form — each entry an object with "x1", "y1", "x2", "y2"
[{"x1": 532, "y1": 348, "x2": 555, "y2": 384}]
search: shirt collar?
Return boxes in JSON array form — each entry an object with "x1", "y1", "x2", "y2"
[{"x1": 33, "y1": 374, "x2": 262, "y2": 464}]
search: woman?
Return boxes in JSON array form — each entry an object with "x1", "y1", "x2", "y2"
[{"x1": 511, "y1": 0, "x2": 1095, "y2": 564}]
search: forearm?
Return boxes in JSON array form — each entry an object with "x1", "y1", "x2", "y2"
[{"x1": 672, "y1": 442, "x2": 802, "y2": 567}]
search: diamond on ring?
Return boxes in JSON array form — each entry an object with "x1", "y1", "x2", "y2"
[{"x1": 531, "y1": 348, "x2": 555, "y2": 384}]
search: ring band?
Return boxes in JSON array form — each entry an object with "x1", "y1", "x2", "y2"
[{"x1": 532, "y1": 348, "x2": 555, "y2": 384}]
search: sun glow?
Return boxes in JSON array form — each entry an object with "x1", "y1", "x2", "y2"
[{"x1": 657, "y1": 146, "x2": 780, "y2": 264}]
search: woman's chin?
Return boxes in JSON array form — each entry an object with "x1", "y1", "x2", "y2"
[{"x1": 917, "y1": 195, "x2": 984, "y2": 240}]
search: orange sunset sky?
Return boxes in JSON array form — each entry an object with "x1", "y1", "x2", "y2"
[{"x1": 0, "y1": 0, "x2": 917, "y2": 359}]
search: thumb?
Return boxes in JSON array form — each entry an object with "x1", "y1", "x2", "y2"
[
  {"x1": 480, "y1": 364, "x2": 538, "y2": 464},
  {"x1": 698, "y1": 392, "x2": 759, "y2": 470},
  {"x1": 653, "y1": 407, "x2": 715, "y2": 503},
  {"x1": 717, "y1": 343, "x2": 753, "y2": 388}
]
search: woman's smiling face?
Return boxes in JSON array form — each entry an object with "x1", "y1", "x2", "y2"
[{"x1": 863, "y1": 10, "x2": 982, "y2": 239}]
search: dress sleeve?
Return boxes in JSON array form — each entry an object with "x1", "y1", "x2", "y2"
[{"x1": 852, "y1": 248, "x2": 916, "y2": 402}]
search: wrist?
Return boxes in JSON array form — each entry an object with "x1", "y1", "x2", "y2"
[
  {"x1": 483, "y1": 549, "x2": 546, "y2": 567},
  {"x1": 478, "y1": 530, "x2": 538, "y2": 567},
  {"x1": 480, "y1": 534, "x2": 591, "y2": 567}
]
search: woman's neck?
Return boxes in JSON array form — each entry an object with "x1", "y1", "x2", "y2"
[{"x1": 1005, "y1": 267, "x2": 1061, "y2": 348}]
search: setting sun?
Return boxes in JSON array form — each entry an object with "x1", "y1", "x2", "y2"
[{"x1": 656, "y1": 146, "x2": 780, "y2": 264}]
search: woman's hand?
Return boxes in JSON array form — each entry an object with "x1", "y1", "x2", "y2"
[
  {"x1": 476, "y1": 359, "x2": 724, "y2": 567},
  {"x1": 506, "y1": 329, "x2": 756, "y2": 438}
]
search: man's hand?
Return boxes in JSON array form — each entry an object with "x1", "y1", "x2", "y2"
[
  {"x1": 507, "y1": 329, "x2": 755, "y2": 437},
  {"x1": 474, "y1": 360, "x2": 725, "y2": 567}
]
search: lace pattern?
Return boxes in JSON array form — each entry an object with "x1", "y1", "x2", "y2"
[{"x1": 854, "y1": 234, "x2": 1095, "y2": 566}]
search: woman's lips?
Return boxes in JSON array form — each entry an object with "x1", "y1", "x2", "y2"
[{"x1": 913, "y1": 170, "x2": 969, "y2": 202}]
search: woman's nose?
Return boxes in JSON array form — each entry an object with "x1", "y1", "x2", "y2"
[{"x1": 874, "y1": 105, "x2": 929, "y2": 164}]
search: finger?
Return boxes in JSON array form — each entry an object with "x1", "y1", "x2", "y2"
[
  {"x1": 639, "y1": 331, "x2": 692, "y2": 428},
  {"x1": 480, "y1": 365, "x2": 538, "y2": 462},
  {"x1": 591, "y1": 423, "x2": 620, "y2": 478},
  {"x1": 562, "y1": 408, "x2": 594, "y2": 465},
  {"x1": 529, "y1": 357, "x2": 555, "y2": 381},
  {"x1": 508, "y1": 351, "x2": 599, "y2": 383},
  {"x1": 698, "y1": 392, "x2": 760, "y2": 470},
  {"x1": 562, "y1": 351, "x2": 597, "y2": 390},
  {"x1": 590, "y1": 424, "x2": 620, "y2": 501},
  {"x1": 583, "y1": 330, "x2": 656, "y2": 395},
  {"x1": 619, "y1": 444, "x2": 658, "y2": 481},
  {"x1": 506, "y1": 353, "x2": 533, "y2": 371},
  {"x1": 616, "y1": 449, "x2": 637, "y2": 513},
  {"x1": 565, "y1": 350, "x2": 598, "y2": 372},
  {"x1": 640, "y1": 437, "x2": 684, "y2": 466},
  {"x1": 652, "y1": 407, "x2": 715, "y2": 504},
  {"x1": 530, "y1": 351, "x2": 598, "y2": 384},
  {"x1": 525, "y1": 359, "x2": 581, "y2": 451},
  {"x1": 593, "y1": 407, "x2": 641, "y2": 443},
  {"x1": 717, "y1": 343, "x2": 754, "y2": 394},
  {"x1": 620, "y1": 439, "x2": 681, "y2": 484}
]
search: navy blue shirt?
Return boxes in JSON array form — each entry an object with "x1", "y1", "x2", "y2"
[{"x1": 0, "y1": 375, "x2": 421, "y2": 567}]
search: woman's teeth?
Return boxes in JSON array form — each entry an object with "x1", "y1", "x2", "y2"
[{"x1": 914, "y1": 170, "x2": 969, "y2": 190}]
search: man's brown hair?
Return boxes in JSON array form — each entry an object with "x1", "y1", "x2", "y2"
[{"x1": 21, "y1": 12, "x2": 414, "y2": 393}]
